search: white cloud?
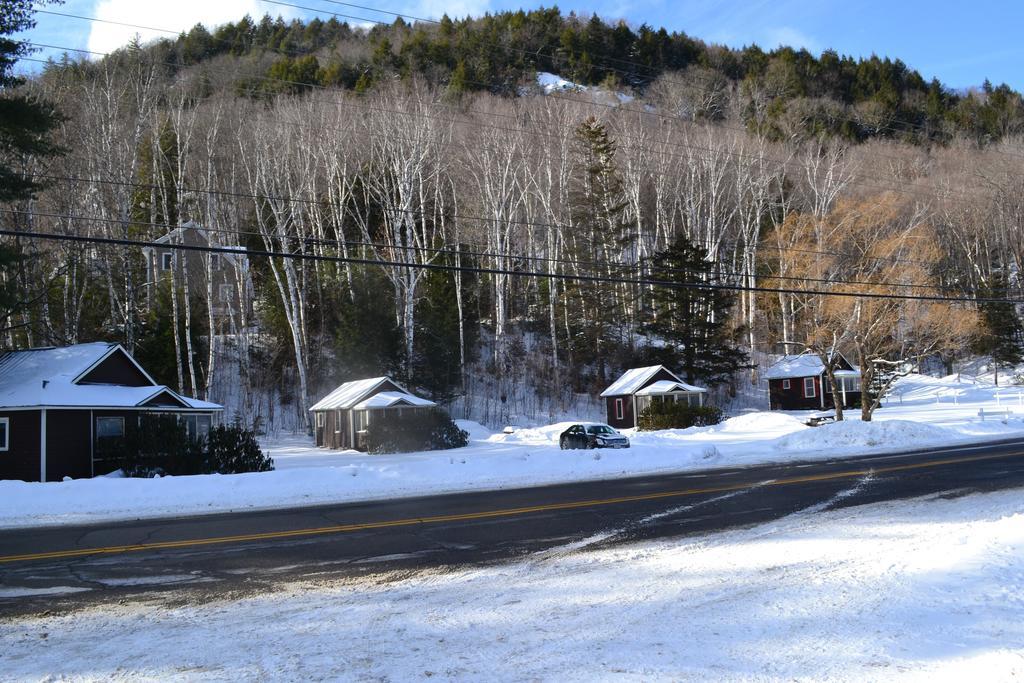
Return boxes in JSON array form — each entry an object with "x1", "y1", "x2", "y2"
[
  {"x1": 761, "y1": 25, "x2": 820, "y2": 54},
  {"x1": 407, "y1": 0, "x2": 490, "y2": 21},
  {"x1": 86, "y1": 0, "x2": 297, "y2": 54}
]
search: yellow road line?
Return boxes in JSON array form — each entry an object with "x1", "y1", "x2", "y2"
[{"x1": 1, "y1": 449, "x2": 1021, "y2": 565}]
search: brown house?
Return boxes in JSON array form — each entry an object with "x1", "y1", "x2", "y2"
[
  {"x1": 600, "y1": 365, "x2": 707, "y2": 429},
  {"x1": 0, "y1": 342, "x2": 222, "y2": 482},
  {"x1": 765, "y1": 352, "x2": 862, "y2": 411},
  {"x1": 309, "y1": 377, "x2": 436, "y2": 451},
  {"x1": 141, "y1": 221, "x2": 250, "y2": 321}
]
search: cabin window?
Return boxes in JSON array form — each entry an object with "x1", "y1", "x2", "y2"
[
  {"x1": 0, "y1": 417, "x2": 8, "y2": 451},
  {"x1": 355, "y1": 410, "x2": 370, "y2": 432},
  {"x1": 315, "y1": 412, "x2": 324, "y2": 428},
  {"x1": 161, "y1": 252, "x2": 173, "y2": 271},
  {"x1": 179, "y1": 414, "x2": 212, "y2": 441},
  {"x1": 842, "y1": 377, "x2": 862, "y2": 393},
  {"x1": 782, "y1": 379, "x2": 790, "y2": 390},
  {"x1": 803, "y1": 377, "x2": 816, "y2": 398},
  {"x1": 96, "y1": 416, "x2": 125, "y2": 439},
  {"x1": 335, "y1": 409, "x2": 343, "y2": 433},
  {"x1": 614, "y1": 399, "x2": 624, "y2": 420}
]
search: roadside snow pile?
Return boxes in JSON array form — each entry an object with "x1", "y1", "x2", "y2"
[
  {"x1": 630, "y1": 412, "x2": 807, "y2": 447},
  {"x1": 6, "y1": 489, "x2": 1024, "y2": 680},
  {"x1": 711, "y1": 412, "x2": 808, "y2": 434},
  {"x1": 455, "y1": 420, "x2": 492, "y2": 441},
  {"x1": 776, "y1": 419, "x2": 954, "y2": 452},
  {"x1": 489, "y1": 421, "x2": 577, "y2": 446}
]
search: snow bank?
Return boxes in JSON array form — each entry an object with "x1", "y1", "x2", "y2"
[
  {"x1": 776, "y1": 419, "x2": 953, "y2": 452},
  {"x1": 5, "y1": 376, "x2": 1024, "y2": 529},
  {"x1": 6, "y1": 489, "x2": 1024, "y2": 680},
  {"x1": 455, "y1": 420, "x2": 492, "y2": 441}
]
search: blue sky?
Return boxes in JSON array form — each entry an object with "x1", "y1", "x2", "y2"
[{"x1": 20, "y1": 0, "x2": 1024, "y2": 90}]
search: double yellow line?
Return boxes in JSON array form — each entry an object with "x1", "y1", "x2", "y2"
[{"x1": 1, "y1": 449, "x2": 1020, "y2": 565}]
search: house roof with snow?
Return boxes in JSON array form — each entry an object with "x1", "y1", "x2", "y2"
[
  {"x1": 0, "y1": 342, "x2": 221, "y2": 410},
  {"x1": 601, "y1": 365, "x2": 706, "y2": 397},
  {"x1": 309, "y1": 377, "x2": 434, "y2": 412},
  {"x1": 351, "y1": 391, "x2": 436, "y2": 410},
  {"x1": 634, "y1": 380, "x2": 708, "y2": 395},
  {"x1": 763, "y1": 353, "x2": 860, "y2": 380}
]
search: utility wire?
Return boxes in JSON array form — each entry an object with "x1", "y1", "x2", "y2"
[
  {"x1": 0, "y1": 228, "x2": 1014, "y2": 305},
  {"x1": 3, "y1": 206, "x2": 959, "y2": 292},
  {"x1": 10, "y1": 171, "x2": 944, "y2": 269}
]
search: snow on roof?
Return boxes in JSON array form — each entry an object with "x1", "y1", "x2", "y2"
[
  {"x1": 351, "y1": 391, "x2": 436, "y2": 410},
  {"x1": 635, "y1": 380, "x2": 707, "y2": 395},
  {"x1": 764, "y1": 354, "x2": 861, "y2": 380},
  {"x1": 600, "y1": 365, "x2": 685, "y2": 397},
  {"x1": 0, "y1": 342, "x2": 220, "y2": 410},
  {"x1": 309, "y1": 377, "x2": 430, "y2": 411}
]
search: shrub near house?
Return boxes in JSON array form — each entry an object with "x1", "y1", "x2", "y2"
[
  {"x1": 108, "y1": 415, "x2": 273, "y2": 477},
  {"x1": 637, "y1": 402, "x2": 723, "y2": 431},
  {"x1": 365, "y1": 408, "x2": 469, "y2": 454}
]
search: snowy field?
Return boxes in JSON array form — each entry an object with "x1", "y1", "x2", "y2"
[
  {"x1": 1, "y1": 374, "x2": 1024, "y2": 529},
  {"x1": 3, "y1": 487, "x2": 1024, "y2": 681}
]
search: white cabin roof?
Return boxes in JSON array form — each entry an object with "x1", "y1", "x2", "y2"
[
  {"x1": 764, "y1": 354, "x2": 861, "y2": 380},
  {"x1": 351, "y1": 391, "x2": 436, "y2": 410},
  {"x1": 634, "y1": 379, "x2": 708, "y2": 395},
  {"x1": 309, "y1": 377, "x2": 433, "y2": 412},
  {"x1": 601, "y1": 365, "x2": 687, "y2": 397}
]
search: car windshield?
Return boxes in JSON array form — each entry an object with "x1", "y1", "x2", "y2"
[{"x1": 586, "y1": 425, "x2": 615, "y2": 435}]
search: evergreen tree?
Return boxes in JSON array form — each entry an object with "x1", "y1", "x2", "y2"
[
  {"x1": 1, "y1": 0, "x2": 64, "y2": 202},
  {"x1": 413, "y1": 261, "x2": 479, "y2": 402},
  {"x1": 974, "y1": 274, "x2": 1024, "y2": 385},
  {"x1": 0, "y1": 0, "x2": 65, "y2": 327},
  {"x1": 641, "y1": 232, "x2": 749, "y2": 386},
  {"x1": 565, "y1": 115, "x2": 630, "y2": 382}
]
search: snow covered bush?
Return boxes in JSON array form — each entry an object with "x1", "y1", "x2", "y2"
[
  {"x1": 365, "y1": 409, "x2": 469, "y2": 454},
  {"x1": 637, "y1": 403, "x2": 723, "y2": 431}
]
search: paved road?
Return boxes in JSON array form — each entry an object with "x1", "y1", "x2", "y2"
[{"x1": 3, "y1": 436, "x2": 1024, "y2": 616}]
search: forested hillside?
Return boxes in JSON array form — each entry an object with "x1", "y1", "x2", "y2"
[{"x1": 3, "y1": 8, "x2": 1024, "y2": 430}]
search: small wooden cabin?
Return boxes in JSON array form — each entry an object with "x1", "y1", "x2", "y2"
[
  {"x1": 765, "y1": 352, "x2": 862, "y2": 411},
  {"x1": 600, "y1": 365, "x2": 707, "y2": 429},
  {"x1": 309, "y1": 377, "x2": 436, "y2": 451},
  {"x1": 0, "y1": 342, "x2": 222, "y2": 482}
]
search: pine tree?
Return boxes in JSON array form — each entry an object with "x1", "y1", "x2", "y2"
[
  {"x1": 975, "y1": 274, "x2": 1024, "y2": 386},
  {"x1": 565, "y1": 116, "x2": 630, "y2": 383},
  {"x1": 0, "y1": 1, "x2": 65, "y2": 326},
  {"x1": 0, "y1": 0, "x2": 64, "y2": 202},
  {"x1": 641, "y1": 232, "x2": 749, "y2": 386}
]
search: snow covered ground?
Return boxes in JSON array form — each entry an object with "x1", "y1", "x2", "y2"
[
  {"x1": 1, "y1": 374, "x2": 1024, "y2": 529},
  {"x1": 3, "y1": 487, "x2": 1024, "y2": 681}
]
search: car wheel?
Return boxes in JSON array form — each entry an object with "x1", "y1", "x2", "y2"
[{"x1": 560, "y1": 437, "x2": 568, "y2": 450}]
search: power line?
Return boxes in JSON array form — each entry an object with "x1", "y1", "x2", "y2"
[
  {"x1": 5, "y1": 207, "x2": 954, "y2": 290},
  {"x1": 0, "y1": 227, "x2": 1015, "y2": 305},
  {"x1": 13, "y1": 171, "x2": 941, "y2": 269}
]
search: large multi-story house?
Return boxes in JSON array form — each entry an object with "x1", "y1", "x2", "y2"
[{"x1": 141, "y1": 221, "x2": 251, "y2": 324}]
